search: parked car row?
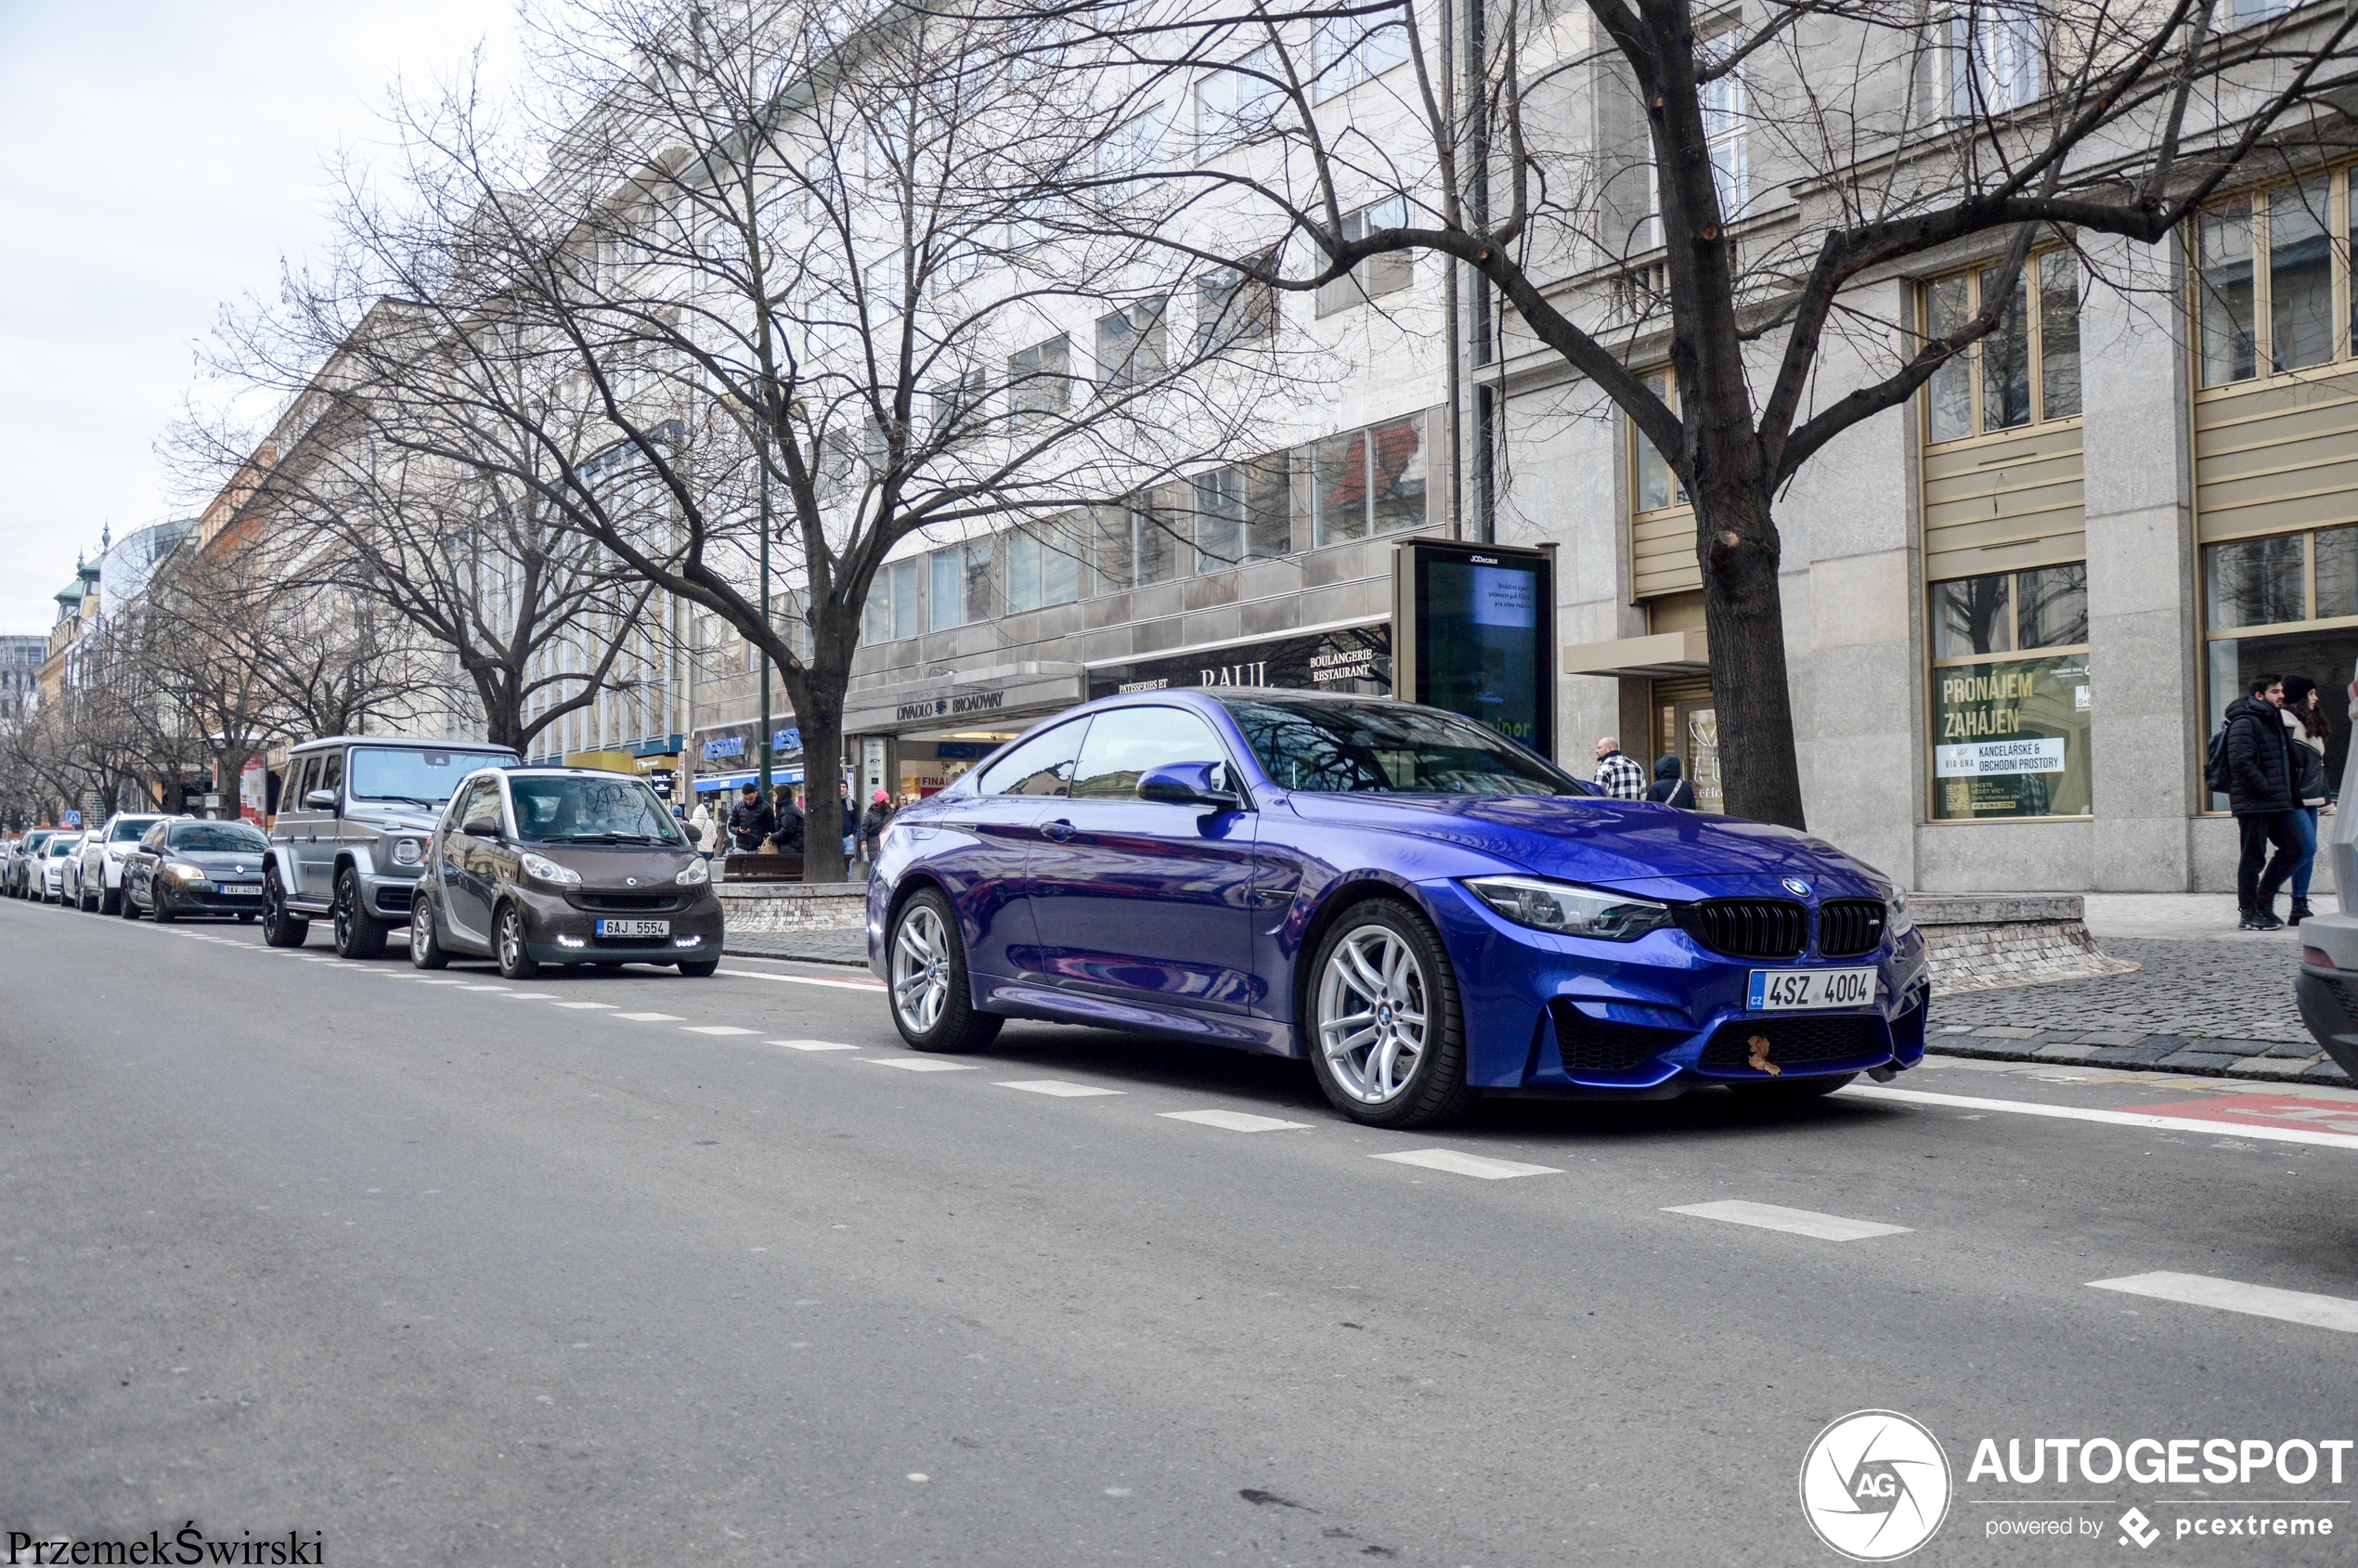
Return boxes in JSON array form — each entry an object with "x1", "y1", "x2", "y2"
[{"x1": 6, "y1": 738, "x2": 726, "y2": 984}]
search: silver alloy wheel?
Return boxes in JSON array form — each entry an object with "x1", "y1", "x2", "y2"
[
  {"x1": 891, "y1": 903, "x2": 952, "y2": 1035},
  {"x1": 499, "y1": 908, "x2": 525, "y2": 971},
  {"x1": 411, "y1": 901, "x2": 432, "y2": 961},
  {"x1": 1315, "y1": 925, "x2": 1430, "y2": 1105}
]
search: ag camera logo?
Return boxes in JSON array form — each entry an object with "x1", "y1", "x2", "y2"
[{"x1": 1799, "y1": 1410, "x2": 1952, "y2": 1561}]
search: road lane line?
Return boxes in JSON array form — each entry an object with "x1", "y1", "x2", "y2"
[
  {"x1": 552, "y1": 1002, "x2": 614, "y2": 1010},
  {"x1": 1843, "y1": 1083, "x2": 2358, "y2": 1153},
  {"x1": 1371, "y1": 1148, "x2": 1562, "y2": 1180},
  {"x1": 613, "y1": 1012, "x2": 683, "y2": 1022},
  {"x1": 994, "y1": 1080, "x2": 1125, "y2": 1097},
  {"x1": 719, "y1": 966, "x2": 886, "y2": 992},
  {"x1": 456, "y1": 985, "x2": 512, "y2": 992},
  {"x1": 2089, "y1": 1272, "x2": 2358, "y2": 1333},
  {"x1": 771, "y1": 1039, "x2": 860, "y2": 1052},
  {"x1": 1665, "y1": 1199, "x2": 1911, "y2": 1241},
  {"x1": 416, "y1": 979, "x2": 469, "y2": 987},
  {"x1": 498, "y1": 992, "x2": 558, "y2": 1000},
  {"x1": 1159, "y1": 1109, "x2": 1312, "y2": 1133},
  {"x1": 681, "y1": 1025, "x2": 758, "y2": 1036},
  {"x1": 860, "y1": 1058, "x2": 977, "y2": 1072}
]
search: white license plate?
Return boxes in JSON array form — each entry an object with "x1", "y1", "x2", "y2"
[
  {"x1": 1747, "y1": 967, "x2": 1876, "y2": 1011},
  {"x1": 219, "y1": 885, "x2": 262, "y2": 897},
  {"x1": 596, "y1": 918, "x2": 669, "y2": 939}
]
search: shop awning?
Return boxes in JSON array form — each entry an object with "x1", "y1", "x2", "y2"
[
  {"x1": 693, "y1": 767, "x2": 804, "y2": 791},
  {"x1": 1560, "y1": 628, "x2": 1710, "y2": 680}
]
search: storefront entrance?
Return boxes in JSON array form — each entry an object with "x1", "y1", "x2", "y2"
[{"x1": 1651, "y1": 675, "x2": 1724, "y2": 813}]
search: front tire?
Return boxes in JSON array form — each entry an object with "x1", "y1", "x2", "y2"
[
  {"x1": 887, "y1": 888, "x2": 1001, "y2": 1053},
  {"x1": 677, "y1": 959, "x2": 719, "y2": 978},
  {"x1": 261, "y1": 870, "x2": 308, "y2": 948},
  {"x1": 409, "y1": 894, "x2": 450, "y2": 969},
  {"x1": 76, "y1": 878, "x2": 96, "y2": 913},
  {"x1": 1303, "y1": 900, "x2": 1480, "y2": 1129},
  {"x1": 495, "y1": 903, "x2": 539, "y2": 979},
  {"x1": 98, "y1": 881, "x2": 120, "y2": 915},
  {"x1": 333, "y1": 867, "x2": 388, "y2": 959},
  {"x1": 151, "y1": 883, "x2": 176, "y2": 923},
  {"x1": 119, "y1": 880, "x2": 141, "y2": 919}
]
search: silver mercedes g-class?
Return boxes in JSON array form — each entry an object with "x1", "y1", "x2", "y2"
[{"x1": 263, "y1": 735, "x2": 521, "y2": 956}]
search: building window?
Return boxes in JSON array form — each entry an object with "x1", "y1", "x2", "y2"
[
  {"x1": 1698, "y1": 25, "x2": 1748, "y2": 219},
  {"x1": 1312, "y1": 415, "x2": 1428, "y2": 547},
  {"x1": 1192, "y1": 456, "x2": 1292, "y2": 572},
  {"x1": 1922, "y1": 250, "x2": 2081, "y2": 445},
  {"x1": 1099, "y1": 105, "x2": 1168, "y2": 181},
  {"x1": 2196, "y1": 175, "x2": 2351, "y2": 388},
  {"x1": 1005, "y1": 524, "x2": 1083, "y2": 614},
  {"x1": 1631, "y1": 369, "x2": 1686, "y2": 513},
  {"x1": 1929, "y1": 563, "x2": 2092, "y2": 819},
  {"x1": 1945, "y1": 2, "x2": 2041, "y2": 116},
  {"x1": 1196, "y1": 48, "x2": 1280, "y2": 157},
  {"x1": 862, "y1": 558, "x2": 921, "y2": 646},
  {"x1": 1096, "y1": 299, "x2": 1168, "y2": 388},
  {"x1": 1008, "y1": 335, "x2": 1073, "y2": 427},
  {"x1": 1313, "y1": 15, "x2": 1410, "y2": 101},
  {"x1": 1315, "y1": 198, "x2": 1414, "y2": 317},
  {"x1": 2201, "y1": 524, "x2": 2358, "y2": 806},
  {"x1": 1094, "y1": 489, "x2": 1185, "y2": 590},
  {"x1": 1196, "y1": 255, "x2": 1277, "y2": 352}
]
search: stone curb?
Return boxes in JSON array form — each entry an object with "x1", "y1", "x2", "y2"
[{"x1": 1928, "y1": 1027, "x2": 2351, "y2": 1084}]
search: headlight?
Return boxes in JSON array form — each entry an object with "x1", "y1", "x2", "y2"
[
  {"x1": 392, "y1": 838, "x2": 422, "y2": 866},
  {"x1": 1885, "y1": 887, "x2": 1914, "y2": 939},
  {"x1": 166, "y1": 862, "x2": 206, "y2": 882},
  {"x1": 519, "y1": 850, "x2": 581, "y2": 886},
  {"x1": 675, "y1": 859, "x2": 710, "y2": 887},
  {"x1": 1462, "y1": 875, "x2": 1674, "y2": 940}
]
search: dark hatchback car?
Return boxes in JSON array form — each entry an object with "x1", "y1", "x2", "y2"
[
  {"x1": 408, "y1": 766, "x2": 723, "y2": 979},
  {"x1": 123, "y1": 818, "x2": 271, "y2": 921}
]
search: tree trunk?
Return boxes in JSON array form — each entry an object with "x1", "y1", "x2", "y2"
[
  {"x1": 1695, "y1": 486, "x2": 1807, "y2": 830},
  {"x1": 792, "y1": 667, "x2": 849, "y2": 884}
]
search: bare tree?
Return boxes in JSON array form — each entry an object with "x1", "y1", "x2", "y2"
[
  {"x1": 255, "y1": 0, "x2": 1299, "y2": 878},
  {"x1": 1035, "y1": 0, "x2": 2358, "y2": 825}
]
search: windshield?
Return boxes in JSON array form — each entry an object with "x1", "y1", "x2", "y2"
[
  {"x1": 510, "y1": 775, "x2": 686, "y2": 846},
  {"x1": 169, "y1": 823, "x2": 269, "y2": 853},
  {"x1": 110, "y1": 818, "x2": 161, "y2": 841},
  {"x1": 348, "y1": 746, "x2": 517, "y2": 805},
  {"x1": 1221, "y1": 697, "x2": 1589, "y2": 797},
  {"x1": 49, "y1": 838, "x2": 78, "y2": 856}
]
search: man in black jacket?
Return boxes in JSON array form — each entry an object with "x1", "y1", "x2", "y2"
[
  {"x1": 727, "y1": 783, "x2": 778, "y2": 854},
  {"x1": 2224, "y1": 673, "x2": 2302, "y2": 930}
]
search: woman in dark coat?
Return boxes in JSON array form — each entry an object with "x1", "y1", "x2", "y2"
[{"x1": 1645, "y1": 755, "x2": 1698, "y2": 810}]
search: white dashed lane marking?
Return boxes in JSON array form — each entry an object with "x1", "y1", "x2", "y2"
[
  {"x1": 772, "y1": 1039, "x2": 860, "y2": 1052},
  {"x1": 417, "y1": 979, "x2": 469, "y2": 987},
  {"x1": 681, "y1": 1025, "x2": 758, "y2": 1036},
  {"x1": 457, "y1": 985, "x2": 511, "y2": 992},
  {"x1": 499, "y1": 992, "x2": 558, "y2": 1000},
  {"x1": 1664, "y1": 1199, "x2": 1911, "y2": 1241},
  {"x1": 1371, "y1": 1149, "x2": 1561, "y2": 1180},
  {"x1": 1843, "y1": 1084, "x2": 2358, "y2": 1154},
  {"x1": 719, "y1": 966, "x2": 884, "y2": 992},
  {"x1": 613, "y1": 1012, "x2": 683, "y2": 1022},
  {"x1": 1159, "y1": 1109, "x2": 1312, "y2": 1134},
  {"x1": 552, "y1": 1002, "x2": 613, "y2": 1010},
  {"x1": 2088, "y1": 1272, "x2": 2358, "y2": 1333},
  {"x1": 861, "y1": 1058, "x2": 977, "y2": 1073},
  {"x1": 994, "y1": 1080, "x2": 1124, "y2": 1098}
]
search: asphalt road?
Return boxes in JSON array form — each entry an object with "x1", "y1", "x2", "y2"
[{"x1": 3, "y1": 896, "x2": 2355, "y2": 1566}]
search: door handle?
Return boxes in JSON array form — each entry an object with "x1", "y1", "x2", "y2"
[{"x1": 1041, "y1": 820, "x2": 1076, "y2": 843}]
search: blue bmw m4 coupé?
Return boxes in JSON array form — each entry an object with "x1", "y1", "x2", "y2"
[{"x1": 868, "y1": 689, "x2": 1929, "y2": 1127}]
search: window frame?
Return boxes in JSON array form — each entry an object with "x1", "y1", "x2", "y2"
[
  {"x1": 1918, "y1": 247, "x2": 2084, "y2": 449},
  {"x1": 2190, "y1": 170, "x2": 2352, "y2": 392}
]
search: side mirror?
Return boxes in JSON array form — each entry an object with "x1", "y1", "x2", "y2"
[
  {"x1": 1137, "y1": 761, "x2": 1241, "y2": 810},
  {"x1": 462, "y1": 817, "x2": 503, "y2": 840},
  {"x1": 304, "y1": 789, "x2": 336, "y2": 810}
]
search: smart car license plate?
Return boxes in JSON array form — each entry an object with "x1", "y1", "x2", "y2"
[
  {"x1": 596, "y1": 918, "x2": 669, "y2": 939},
  {"x1": 1747, "y1": 967, "x2": 1876, "y2": 1011},
  {"x1": 220, "y1": 884, "x2": 262, "y2": 897}
]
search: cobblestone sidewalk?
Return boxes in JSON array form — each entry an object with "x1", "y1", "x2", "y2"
[
  {"x1": 725, "y1": 928, "x2": 868, "y2": 965},
  {"x1": 1930, "y1": 937, "x2": 2348, "y2": 1082}
]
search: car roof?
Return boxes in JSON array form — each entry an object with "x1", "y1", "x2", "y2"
[
  {"x1": 286, "y1": 735, "x2": 518, "y2": 755},
  {"x1": 473, "y1": 765, "x2": 650, "y2": 780}
]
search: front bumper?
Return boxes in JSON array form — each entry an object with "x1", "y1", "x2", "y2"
[
  {"x1": 164, "y1": 882, "x2": 268, "y2": 914},
  {"x1": 1425, "y1": 879, "x2": 1931, "y2": 1095},
  {"x1": 508, "y1": 882, "x2": 727, "y2": 965},
  {"x1": 356, "y1": 867, "x2": 421, "y2": 919}
]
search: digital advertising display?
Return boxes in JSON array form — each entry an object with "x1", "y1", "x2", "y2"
[{"x1": 1394, "y1": 538, "x2": 1556, "y2": 759}]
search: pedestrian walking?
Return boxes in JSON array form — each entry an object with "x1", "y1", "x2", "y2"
[
  {"x1": 771, "y1": 790, "x2": 805, "y2": 856},
  {"x1": 727, "y1": 782, "x2": 777, "y2": 853},
  {"x1": 862, "y1": 789, "x2": 894, "y2": 860},
  {"x1": 688, "y1": 798, "x2": 718, "y2": 860},
  {"x1": 2283, "y1": 675, "x2": 2332, "y2": 926},
  {"x1": 2222, "y1": 672, "x2": 2303, "y2": 930},
  {"x1": 1645, "y1": 755, "x2": 1698, "y2": 810},
  {"x1": 1592, "y1": 735, "x2": 1646, "y2": 800}
]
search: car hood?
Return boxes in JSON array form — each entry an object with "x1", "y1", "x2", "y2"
[
  {"x1": 526, "y1": 843, "x2": 703, "y2": 890},
  {"x1": 344, "y1": 806, "x2": 442, "y2": 836},
  {"x1": 1276, "y1": 793, "x2": 1890, "y2": 897},
  {"x1": 173, "y1": 849, "x2": 270, "y2": 875}
]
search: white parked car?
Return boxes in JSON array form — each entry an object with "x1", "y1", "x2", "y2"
[
  {"x1": 39, "y1": 833, "x2": 85, "y2": 903},
  {"x1": 75, "y1": 812, "x2": 176, "y2": 914}
]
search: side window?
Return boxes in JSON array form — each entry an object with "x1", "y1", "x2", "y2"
[
  {"x1": 285, "y1": 758, "x2": 314, "y2": 807},
  {"x1": 317, "y1": 751, "x2": 344, "y2": 802},
  {"x1": 460, "y1": 779, "x2": 501, "y2": 828},
  {"x1": 141, "y1": 824, "x2": 168, "y2": 850},
  {"x1": 975, "y1": 722, "x2": 1085, "y2": 797},
  {"x1": 1070, "y1": 707, "x2": 1227, "y2": 799}
]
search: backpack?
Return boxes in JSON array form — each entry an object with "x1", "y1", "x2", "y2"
[{"x1": 2205, "y1": 722, "x2": 2234, "y2": 796}]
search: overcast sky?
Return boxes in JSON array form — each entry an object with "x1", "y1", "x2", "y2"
[{"x1": 0, "y1": 0, "x2": 514, "y2": 637}]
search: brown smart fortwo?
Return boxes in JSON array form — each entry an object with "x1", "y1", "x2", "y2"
[{"x1": 408, "y1": 766, "x2": 723, "y2": 978}]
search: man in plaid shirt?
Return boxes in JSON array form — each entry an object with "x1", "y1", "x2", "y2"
[{"x1": 1592, "y1": 736, "x2": 1648, "y2": 799}]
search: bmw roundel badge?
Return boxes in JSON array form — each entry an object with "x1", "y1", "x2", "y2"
[{"x1": 1782, "y1": 876, "x2": 1812, "y2": 898}]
